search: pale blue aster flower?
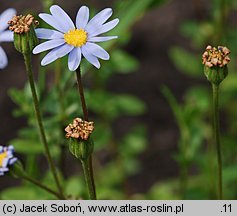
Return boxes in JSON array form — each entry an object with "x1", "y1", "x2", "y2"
[
  {"x1": 0, "y1": 145, "x2": 18, "y2": 176},
  {"x1": 0, "y1": 8, "x2": 16, "y2": 69},
  {"x1": 33, "y1": 5, "x2": 119, "y2": 71}
]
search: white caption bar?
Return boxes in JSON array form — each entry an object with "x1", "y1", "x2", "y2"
[{"x1": 0, "y1": 200, "x2": 235, "y2": 216}]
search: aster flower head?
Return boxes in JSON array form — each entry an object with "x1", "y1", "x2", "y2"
[
  {"x1": 33, "y1": 5, "x2": 119, "y2": 71},
  {"x1": 0, "y1": 145, "x2": 18, "y2": 176},
  {"x1": 0, "y1": 8, "x2": 16, "y2": 69}
]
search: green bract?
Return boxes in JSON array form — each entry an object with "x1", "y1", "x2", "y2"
[
  {"x1": 13, "y1": 27, "x2": 38, "y2": 54},
  {"x1": 204, "y1": 65, "x2": 228, "y2": 85},
  {"x1": 69, "y1": 138, "x2": 94, "y2": 161}
]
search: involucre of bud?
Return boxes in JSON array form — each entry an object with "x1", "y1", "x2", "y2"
[
  {"x1": 8, "y1": 14, "x2": 39, "y2": 54},
  {"x1": 204, "y1": 65, "x2": 228, "y2": 85},
  {"x1": 8, "y1": 161, "x2": 26, "y2": 179},
  {"x1": 69, "y1": 138, "x2": 94, "y2": 161}
]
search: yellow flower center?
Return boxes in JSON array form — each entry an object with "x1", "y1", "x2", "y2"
[
  {"x1": 0, "y1": 151, "x2": 8, "y2": 167},
  {"x1": 64, "y1": 28, "x2": 87, "y2": 47}
]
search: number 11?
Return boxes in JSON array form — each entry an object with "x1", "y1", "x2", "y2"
[{"x1": 223, "y1": 204, "x2": 231, "y2": 213}]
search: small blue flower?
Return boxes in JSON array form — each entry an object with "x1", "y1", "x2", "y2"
[
  {"x1": 0, "y1": 145, "x2": 17, "y2": 176},
  {"x1": 33, "y1": 5, "x2": 119, "y2": 71},
  {"x1": 0, "y1": 8, "x2": 16, "y2": 69}
]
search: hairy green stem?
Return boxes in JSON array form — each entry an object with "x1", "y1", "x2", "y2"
[
  {"x1": 179, "y1": 133, "x2": 189, "y2": 199},
  {"x1": 55, "y1": 60, "x2": 67, "y2": 176},
  {"x1": 76, "y1": 67, "x2": 89, "y2": 121},
  {"x1": 212, "y1": 84, "x2": 222, "y2": 199},
  {"x1": 23, "y1": 53, "x2": 64, "y2": 199},
  {"x1": 22, "y1": 174, "x2": 64, "y2": 199},
  {"x1": 76, "y1": 67, "x2": 96, "y2": 200},
  {"x1": 180, "y1": 162, "x2": 188, "y2": 199},
  {"x1": 81, "y1": 157, "x2": 97, "y2": 199},
  {"x1": 207, "y1": 139, "x2": 216, "y2": 199}
]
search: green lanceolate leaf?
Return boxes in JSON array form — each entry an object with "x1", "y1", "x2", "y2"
[{"x1": 169, "y1": 47, "x2": 203, "y2": 78}]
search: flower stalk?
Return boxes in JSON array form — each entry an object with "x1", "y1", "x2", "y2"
[
  {"x1": 76, "y1": 68, "x2": 89, "y2": 121},
  {"x1": 212, "y1": 83, "x2": 222, "y2": 199},
  {"x1": 23, "y1": 53, "x2": 64, "y2": 198},
  {"x1": 202, "y1": 45, "x2": 230, "y2": 200},
  {"x1": 10, "y1": 161, "x2": 64, "y2": 199},
  {"x1": 54, "y1": 60, "x2": 67, "y2": 176},
  {"x1": 22, "y1": 173, "x2": 64, "y2": 199},
  {"x1": 81, "y1": 156, "x2": 96, "y2": 199},
  {"x1": 75, "y1": 67, "x2": 96, "y2": 200},
  {"x1": 9, "y1": 14, "x2": 65, "y2": 199}
]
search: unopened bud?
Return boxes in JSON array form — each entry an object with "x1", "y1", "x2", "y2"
[
  {"x1": 202, "y1": 45, "x2": 230, "y2": 85},
  {"x1": 8, "y1": 161, "x2": 26, "y2": 179},
  {"x1": 8, "y1": 14, "x2": 39, "y2": 54}
]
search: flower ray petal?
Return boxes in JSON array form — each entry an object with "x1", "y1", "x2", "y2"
[
  {"x1": 82, "y1": 45, "x2": 100, "y2": 69},
  {"x1": 35, "y1": 28, "x2": 64, "y2": 40},
  {"x1": 88, "y1": 36, "x2": 117, "y2": 42},
  {"x1": 68, "y1": 47, "x2": 82, "y2": 71},
  {"x1": 0, "y1": 30, "x2": 13, "y2": 42},
  {"x1": 0, "y1": 8, "x2": 16, "y2": 32},
  {"x1": 76, "y1": 6, "x2": 89, "y2": 29},
  {"x1": 55, "y1": 43, "x2": 74, "y2": 58},
  {"x1": 84, "y1": 42, "x2": 109, "y2": 60},
  {"x1": 88, "y1": 18, "x2": 119, "y2": 37},
  {"x1": 50, "y1": 5, "x2": 75, "y2": 32},
  {"x1": 33, "y1": 39, "x2": 65, "y2": 54},
  {"x1": 41, "y1": 47, "x2": 61, "y2": 66},
  {"x1": 39, "y1": 13, "x2": 65, "y2": 33},
  {"x1": 0, "y1": 46, "x2": 8, "y2": 69},
  {"x1": 85, "y1": 8, "x2": 112, "y2": 32}
]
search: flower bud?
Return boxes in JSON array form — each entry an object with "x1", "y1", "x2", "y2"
[
  {"x1": 65, "y1": 118, "x2": 95, "y2": 161},
  {"x1": 8, "y1": 14, "x2": 39, "y2": 54},
  {"x1": 202, "y1": 45, "x2": 230, "y2": 85},
  {"x1": 8, "y1": 161, "x2": 26, "y2": 179}
]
